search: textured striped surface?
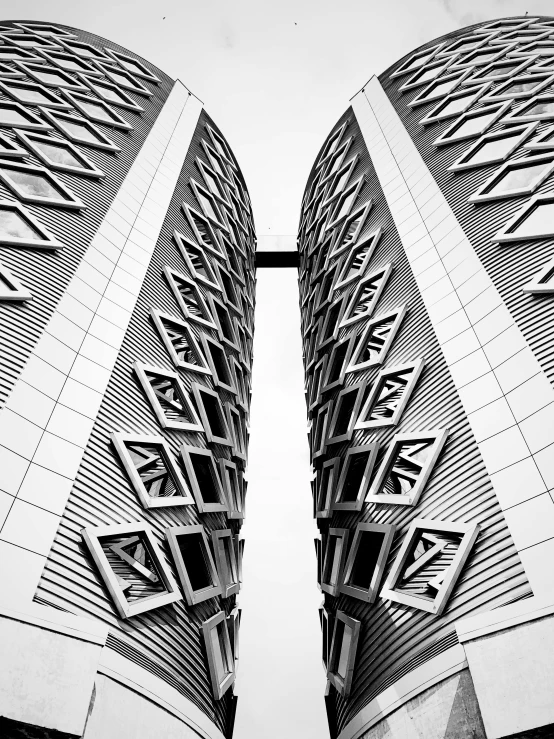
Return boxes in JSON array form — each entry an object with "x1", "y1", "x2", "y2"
[{"x1": 299, "y1": 108, "x2": 530, "y2": 735}]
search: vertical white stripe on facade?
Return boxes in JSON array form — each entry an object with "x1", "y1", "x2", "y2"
[
  {"x1": 0, "y1": 81, "x2": 202, "y2": 604},
  {"x1": 352, "y1": 76, "x2": 554, "y2": 599}
]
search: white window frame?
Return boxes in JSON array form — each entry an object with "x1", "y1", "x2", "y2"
[
  {"x1": 0, "y1": 77, "x2": 71, "y2": 109},
  {"x1": 332, "y1": 443, "x2": 379, "y2": 512},
  {"x1": 133, "y1": 360, "x2": 204, "y2": 432},
  {"x1": 14, "y1": 129, "x2": 105, "y2": 179},
  {"x1": 524, "y1": 255, "x2": 554, "y2": 293},
  {"x1": 163, "y1": 266, "x2": 217, "y2": 329},
  {"x1": 14, "y1": 61, "x2": 87, "y2": 91},
  {"x1": 165, "y1": 524, "x2": 222, "y2": 605},
  {"x1": 355, "y1": 359, "x2": 425, "y2": 430},
  {"x1": 493, "y1": 192, "x2": 554, "y2": 243},
  {"x1": 327, "y1": 611, "x2": 361, "y2": 697},
  {"x1": 94, "y1": 60, "x2": 153, "y2": 96},
  {"x1": 315, "y1": 456, "x2": 340, "y2": 519},
  {"x1": 61, "y1": 89, "x2": 133, "y2": 131},
  {"x1": 110, "y1": 431, "x2": 194, "y2": 509},
  {"x1": 339, "y1": 263, "x2": 393, "y2": 328},
  {"x1": 0, "y1": 158, "x2": 85, "y2": 209},
  {"x1": 420, "y1": 82, "x2": 492, "y2": 126},
  {"x1": 346, "y1": 306, "x2": 407, "y2": 373},
  {"x1": 340, "y1": 522, "x2": 396, "y2": 603},
  {"x1": 104, "y1": 48, "x2": 160, "y2": 83},
  {"x1": 79, "y1": 74, "x2": 144, "y2": 113},
  {"x1": 366, "y1": 429, "x2": 449, "y2": 506},
  {"x1": 37, "y1": 48, "x2": 103, "y2": 77},
  {"x1": 321, "y1": 528, "x2": 350, "y2": 597},
  {"x1": 180, "y1": 444, "x2": 228, "y2": 513},
  {"x1": 433, "y1": 100, "x2": 511, "y2": 147},
  {"x1": 211, "y1": 529, "x2": 240, "y2": 598},
  {"x1": 81, "y1": 521, "x2": 181, "y2": 619},
  {"x1": 469, "y1": 152, "x2": 554, "y2": 203},
  {"x1": 149, "y1": 307, "x2": 211, "y2": 375},
  {"x1": 0, "y1": 199, "x2": 63, "y2": 249},
  {"x1": 380, "y1": 518, "x2": 480, "y2": 616},
  {"x1": 219, "y1": 458, "x2": 244, "y2": 519},
  {"x1": 326, "y1": 381, "x2": 366, "y2": 445},
  {"x1": 448, "y1": 122, "x2": 538, "y2": 172},
  {"x1": 40, "y1": 107, "x2": 120, "y2": 152},
  {"x1": 190, "y1": 382, "x2": 234, "y2": 446},
  {"x1": 201, "y1": 611, "x2": 235, "y2": 699}
]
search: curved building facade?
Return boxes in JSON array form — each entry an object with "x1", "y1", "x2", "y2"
[
  {"x1": 0, "y1": 20, "x2": 255, "y2": 739},
  {"x1": 300, "y1": 15, "x2": 554, "y2": 739}
]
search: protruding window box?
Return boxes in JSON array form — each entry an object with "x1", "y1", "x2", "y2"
[
  {"x1": 180, "y1": 444, "x2": 228, "y2": 513},
  {"x1": 14, "y1": 61, "x2": 88, "y2": 91},
  {"x1": 211, "y1": 529, "x2": 240, "y2": 598},
  {"x1": 61, "y1": 89, "x2": 133, "y2": 131},
  {"x1": 366, "y1": 430, "x2": 448, "y2": 506},
  {"x1": 448, "y1": 122, "x2": 538, "y2": 172},
  {"x1": 227, "y1": 606, "x2": 241, "y2": 662},
  {"x1": 327, "y1": 611, "x2": 361, "y2": 698},
  {"x1": 0, "y1": 77, "x2": 72, "y2": 109},
  {"x1": 0, "y1": 100, "x2": 52, "y2": 130},
  {"x1": 355, "y1": 359, "x2": 425, "y2": 430},
  {"x1": 165, "y1": 524, "x2": 222, "y2": 605},
  {"x1": 202, "y1": 611, "x2": 235, "y2": 700},
  {"x1": 326, "y1": 382, "x2": 366, "y2": 445},
  {"x1": 82, "y1": 522, "x2": 181, "y2": 619},
  {"x1": 0, "y1": 131, "x2": 26, "y2": 158},
  {"x1": 524, "y1": 256, "x2": 554, "y2": 293},
  {"x1": 315, "y1": 457, "x2": 340, "y2": 519},
  {"x1": 346, "y1": 306, "x2": 407, "y2": 373},
  {"x1": 492, "y1": 193, "x2": 554, "y2": 243},
  {"x1": 94, "y1": 60, "x2": 153, "y2": 96},
  {"x1": 105, "y1": 48, "x2": 161, "y2": 83},
  {"x1": 133, "y1": 361, "x2": 203, "y2": 432},
  {"x1": 339, "y1": 263, "x2": 393, "y2": 328},
  {"x1": 468, "y1": 153, "x2": 554, "y2": 203},
  {"x1": 174, "y1": 229, "x2": 221, "y2": 291},
  {"x1": 340, "y1": 523, "x2": 396, "y2": 603},
  {"x1": 332, "y1": 443, "x2": 379, "y2": 512},
  {"x1": 80, "y1": 75, "x2": 144, "y2": 113},
  {"x1": 199, "y1": 333, "x2": 237, "y2": 393},
  {"x1": 163, "y1": 266, "x2": 217, "y2": 330},
  {"x1": 191, "y1": 383, "x2": 234, "y2": 446},
  {"x1": 0, "y1": 159, "x2": 85, "y2": 209},
  {"x1": 0, "y1": 260, "x2": 32, "y2": 301},
  {"x1": 111, "y1": 432, "x2": 195, "y2": 509},
  {"x1": 219, "y1": 458, "x2": 244, "y2": 519},
  {"x1": 149, "y1": 308, "x2": 211, "y2": 375},
  {"x1": 433, "y1": 101, "x2": 511, "y2": 147},
  {"x1": 321, "y1": 528, "x2": 350, "y2": 597},
  {"x1": 380, "y1": 518, "x2": 480, "y2": 616}
]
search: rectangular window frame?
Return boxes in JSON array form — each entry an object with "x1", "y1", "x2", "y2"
[
  {"x1": 340, "y1": 522, "x2": 396, "y2": 603},
  {"x1": 225, "y1": 402, "x2": 247, "y2": 462},
  {"x1": 366, "y1": 429, "x2": 449, "y2": 506},
  {"x1": 14, "y1": 129, "x2": 105, "y2": 179},
  {"x1": 61, "y1": 89, "x2": 133, "y2": 131},
  {"x1": 0, "y1": 77, "x2": 72, "y2": 110},
  {"x1": 355, "y1": 359, "x2": 425, "y2": 430},
  {"x1": 201, "y1": 610, "x2": 235, "y2": 699},
  {"x1": 492, "y1": 192, "x2": 554, "y2": 243},
  {"x1": 327, "y1": 611, "x2": 361, "y2": 697},
  {"x1": 133, "y1": 360, "x2": 203, "y2": 432},
  {"x1": 110, "y1": 431, "x2": 195, "y2": 509},
  {"x1": 149, "y1": 308, "x2": 211, "y2": 375},
  {"x1": 80, "y1": 74, "x2": 144, "y2": 113},
  {"x1": 165, "y1": 524, "x2": 222, "y2": 605},
  {"x1": 316, "y1": 456, "x2": 340, "y2": 519},
  {"x1": 321, "y1": 528, "x2": 350, "y2": 596},
  {"x1": 180, "y1": 444, "x2": 228, "y2": 513},
  {"x1": 94, "y1": 60, "x2": 153, "y2": 97},
  {"x1": 420, "y1": 82, "x2": 492, "y2": 126},
  {"x1": 190, "y1": 382, "x2": 234, "y2": 446},
  {"x1": 219, "y1": 458, "x2": 244, "y2": 519},
  {"x1": 82, "y1": 521, "x2": 181, "y2": 619},
  {"x1": 502, "y1": 93, "x2": 554, "y2": 124},
  {"x1": 339, "y1": 263, "x2": 393, "y2": 329},
  {"x1": 326, "y1": 381, "x2": 366, "y2": 445},
  {"x1": 346, "y1": 305, "x2": 407, "y2": 373},
  {"x1": 448, "y1": 122, "x2": 539, "y2": 172},
  {"x1": 104, "y1": 48, "x2": 160, "y2": 83},
  {"x1": 380, "y1": 518, "x2": 480, "y2": 616},
  {"x1": 468, "y1": 152, "x2": 554, "y2": 203},
  {"x1": 211, "y1": 529, "x2": 240, "y2": 598},
  {"x1": 163, "y1": 266, "x2": 217, "y2": 330},
  {"x1": 332, "y1": 443, "x2": 379, "y2": 512},
  {"x1": 40, "y1": 107, "x2": 120, "y2": 152},
  {"x1": 433, "y1": 100, "x2": 511, "y2": 147},
  {"x1": 38, "y1": 48, "x2": 103, "y2": 77},
  {"x1": 0, "y1": 158, "x2": 85, "y2": 209}
]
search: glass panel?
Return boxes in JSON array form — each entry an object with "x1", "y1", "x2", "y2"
[
  {"x1": 32, "y1": 70, "x2": 68, "y2": 85},
  {"x1": 79, "y1": 100, "x2": 116, "y2": 123},
  {"x1": 450, "y1": 111, "x2": 498, "y2": 138},
  {"x1": 120, "y1": 57, "x2": 146, "y2": 75},
  {"x1": 418, "y1": 65, "x2": 443, "y2": 83},
  {"x1": 464, "y1": 133, "x2": 522, "y2": 164},
  {"x1": 487, "y1": 161, "x2": 551, "y2": 195},
  {"x1": 61, "y1": 119, "x2": 102, "y2": 144},
  {"x1": 95, "y1": 85, "x2": 127, "y2": 104},
  {"x1": 424, "y1": 78, "x2": 459, "y2": 98},
  {"x1": 488, "y1": 64, "x2": 518, "y2": 77},
  {"x1": 332, "y1": 390, "x2": 357, "y2": 436},
  {"x1": 35, "y1": 140, "x2": 83, "y2": 167},
  {"x1": 502, "y1": 80, "x2": 543, "y2": 94},
  {"x1": 6, "y1": 85, "x2": 53, "y2": 104},
  {"x1": 336, "y1": 625, "x2": 353, "y2": 679},
  {"x1": 405, "y1": 52, "x2": 432, "y2": 71},
  {"x1": 0, "y1": 107, "x2": 32, "y2": 125},
  {"x1": 511, "y1": 201, "x2": 554, "y2": 236},
  {"x1": 1, "y1": 168, "x2": 69, "y2": 200},
  {"x1": 335, "y1": 189, "x2": 357, "y2": 221},
  {"x1": 522, "y1": 100, "x2": 554, "y2": 117},
  {"x1": 348, "y1": 531, "x2": 386, "y2": 589},
  {"x1": 0, "y1": 208, "x2": 42, "y2": 240},
  {"x1": 56, "y1": 57, "x2": 87, "y2": 71},
  {"x1": 198, "y1": 191, "x2": 218, "y2": 221},
  {"x1": 439, "y1": 93, "x2": 475, "y2": 116},
  {"x1": 0, "y1": 49, "x2": 31, "y2": 60}
]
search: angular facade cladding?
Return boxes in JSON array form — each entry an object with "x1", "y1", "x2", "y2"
[
  {"x1": 0, "y1": 20, "x2": 255, "y2": 739},
  {"x1": 300, "y1": 16, "x2": 554, "y2": 739}
]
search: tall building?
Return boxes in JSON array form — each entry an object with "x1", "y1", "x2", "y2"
[
  {"x1": 0, "y1": 20, "x2": 255, "y2": 739},
  {"x1": 300, "y1": 15, "x2": 554, "y2": 739}
]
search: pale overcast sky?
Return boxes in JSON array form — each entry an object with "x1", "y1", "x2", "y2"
[{"x1": 5, "y1": 1, "x2": 554, "y2": 737}]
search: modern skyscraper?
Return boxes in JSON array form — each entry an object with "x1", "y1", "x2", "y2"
[
  {"x1": 300, "y1": 15, "x2": 554, "y2": 739},
  {"x1": 0, "y1": 20, "x2": 255, "y2": 739}
]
